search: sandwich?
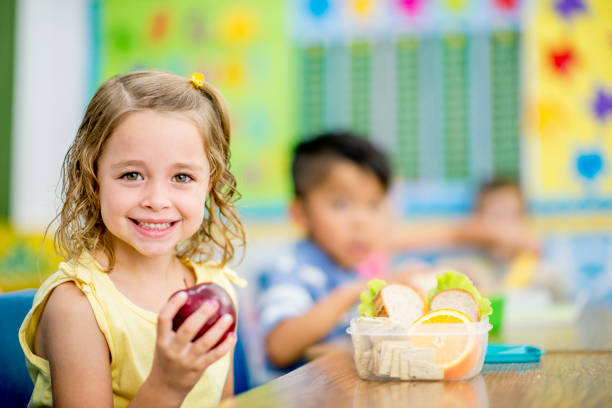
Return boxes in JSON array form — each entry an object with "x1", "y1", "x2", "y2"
[
  {"x1": 427, "y1": 271, "x2": 492, "y2": 322},
  {"x1": 373, "y1": 284, "x2": 425, "y2": 326},
  {"x1": 357, "y1": 271, "x2": 492, "y2": 323},
  {"x1": 357, "y1": 279, "x2": 425, "y2": 326}
]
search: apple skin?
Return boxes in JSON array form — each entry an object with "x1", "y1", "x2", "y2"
[{"x1": 170, "y1": 282, "x2": 236, "y2": 346}]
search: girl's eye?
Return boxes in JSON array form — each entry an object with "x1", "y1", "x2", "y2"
[
  {"x1": 173, "y1": 174, "x2": 193, "y2": 183},
  {"x1": 121, "y1": 172, "x2": 142, "y2": 181}
]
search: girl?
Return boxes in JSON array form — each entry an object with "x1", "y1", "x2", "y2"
[{"x1": 19, "y1": 70, "x2": 247, "y2": 407}]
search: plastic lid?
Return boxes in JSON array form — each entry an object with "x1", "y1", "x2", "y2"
[
  {"x1": 347, "y1": 319, "x2": 492, "y2": 336},
  {"x1": 484, "y1": 344, "x2": 545, "y2": 363}
]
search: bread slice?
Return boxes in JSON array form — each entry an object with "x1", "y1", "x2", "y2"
[
  {"x1": 429, "y1": 289, "x2": 480, "y2": 322},
  {"x1": 373, "y1": 284, "x2": 425, "y2": 326}
]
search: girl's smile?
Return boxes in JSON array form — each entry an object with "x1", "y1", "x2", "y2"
[{"x1": 130, "y1": 218, "x2": 180, "y2": 238}]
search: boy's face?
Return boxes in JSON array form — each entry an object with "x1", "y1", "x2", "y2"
[
  {"x1": 477, "y1": 186, "x2": 530, "y2": 261},
  {"x1": 292, "y1": 160, "x2": 389, "y2": 269},
  {"x1": 477, "y1": 186, "x2": 525, "y2": 224}
]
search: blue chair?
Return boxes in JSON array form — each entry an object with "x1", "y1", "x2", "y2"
[
  {"x1": 0, "y1": 288, "x2": 251, "y2": 403},
  {"x1": 233, "y1": 324, "x2": 251, "y2": 394},
  {"x1": 0, "y1": 289, "x2": 36, "y2": 407}
]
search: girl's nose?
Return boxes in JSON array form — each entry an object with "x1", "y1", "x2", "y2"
[{"x1": 141, "y1": 181, "x2": 171, "y2": 211}]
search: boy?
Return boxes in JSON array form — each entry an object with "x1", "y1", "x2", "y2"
[
  {"x1": 257, "y1": 132, "x2": 391, "y2": 369},
  {"x1": 426, "y1": 179, "x2": 542, "y2": 293},
  {"x1": 473, "y1": 179, "x2": 539, "y2": 262}
]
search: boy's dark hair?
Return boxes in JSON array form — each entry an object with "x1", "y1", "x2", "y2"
[
  {"x1": 291, "y1": 131, "x2": 391, "y2": 198},
  {"x1": 478, "y1": 178, "x2": 522, "y2": 197},
  {"x1": 476, "y1": 178, "x2": 524, "y2": 209}
]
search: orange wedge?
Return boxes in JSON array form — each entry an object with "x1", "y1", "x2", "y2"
[{"x1": 410, "y1": 309, "x2": 480, "y2": 379}]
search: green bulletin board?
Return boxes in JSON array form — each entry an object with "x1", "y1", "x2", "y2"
[{"x1": 95, "y1": 0, "x2": 293, "y2": 216}]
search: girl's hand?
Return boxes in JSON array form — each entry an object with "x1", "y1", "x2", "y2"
[{"x1": 146, "y1": 292, "x2": 237, "y2": 402}]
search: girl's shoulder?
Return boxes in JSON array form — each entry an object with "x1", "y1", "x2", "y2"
[
  {"x1": 32, "y1": 253, "x2": 103, "y2": 306},
  {"x1": 19, "y1": 253, "x2": 113, "y2": 385}
]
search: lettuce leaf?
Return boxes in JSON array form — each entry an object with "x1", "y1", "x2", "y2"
[
  {"x1": 358, "y1": 278, "x2": 387, "y2": 317},
  {"x1": 428, "y1": 271, "x2": 492, "y2": 317}
]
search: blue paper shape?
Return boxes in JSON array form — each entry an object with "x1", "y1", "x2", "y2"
[
  {"x1": 576, "y1": 152, "x2": 604, "y2": 180},
  {"x1": 308, "y1": 0, "x2": 330, "y2": 17}
]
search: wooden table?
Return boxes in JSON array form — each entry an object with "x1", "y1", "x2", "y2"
[
  {"x1": 221, "y1": 306, "x2": 612, "y2": 407},
  {"x1": 221, "y1": 350, "x2": 611, "y2": 408}
]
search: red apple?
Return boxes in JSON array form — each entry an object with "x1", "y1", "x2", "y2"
[{"x1": 170, "y1": 282, "x2": 236, "y2": 346}]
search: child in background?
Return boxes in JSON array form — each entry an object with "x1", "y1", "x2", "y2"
[
  {"x1": 473, "y1": 179, "x2": 539, "y2": 263},
  {"x1": 19, "y1": 71, "x2": 246, "y2": 407},
  {"x1": 474, "y1": 180, "x2": 558, "y2": 294},
  {"x1": 257, "y1": 132, "x2": 394, "y2": 370},
  {"x1": 429, "y1": 179, "x2": 544, "y2": 294},
  {"x1": 388, "y1": 180, "x2": 539, "y2": 262}
]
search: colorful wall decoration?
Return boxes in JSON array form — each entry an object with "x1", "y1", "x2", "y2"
[
  {"x1": 294, "y1": 0, "x2": 523, "y2": 214},
  {"x1": 524, "y1": 0, "x2": 612, "y2": 214},
  {"x1": 89, "y1": 0, "x2": 612, "y2": 217},
  {"x1": 0, "y1": 223, "x2": 61, "y2": 292},
  {"x1": 92, "y1": 0, "x2": 293, "y2": 217},
  {"x1": 294, "y1": 0, "x2": 611, "y2": 217}
]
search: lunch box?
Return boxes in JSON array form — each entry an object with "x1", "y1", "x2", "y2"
[{"x1": 347, "y1": 317, "x2": 492, "y2": 381}]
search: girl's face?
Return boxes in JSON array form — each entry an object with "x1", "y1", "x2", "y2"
[{"x1": 97, "y1": 110, "x2": 211, "y2": 259}]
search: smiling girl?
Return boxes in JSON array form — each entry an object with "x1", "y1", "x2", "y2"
[{"x1": 19, "y1": 71, "x2": 246, "y2": 408}]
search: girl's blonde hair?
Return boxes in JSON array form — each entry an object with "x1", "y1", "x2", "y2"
[{"x1": 53, "y1": 70, "x2": 244, "y2": 270}]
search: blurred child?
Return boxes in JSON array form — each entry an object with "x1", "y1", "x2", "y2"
[
  {"x1": 428, "y1": 179, "x2": 544, "y2": 294},
  {"x1": 19, "y1": 71, "x2": 246, "y2": 407},
  {"x1": 257, "y1": 132, "x2": 394, "y2": 369},
  {"x1": 388, "y1": 180, "x2": 539, "y2": 261},
  {"x1": 472, "y1": 179, "x2": 539, "y2": 263}
]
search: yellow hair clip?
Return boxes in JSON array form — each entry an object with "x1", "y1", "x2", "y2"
[{"x1": 190, "y1": 72, "x2": 205, "y2": 89}]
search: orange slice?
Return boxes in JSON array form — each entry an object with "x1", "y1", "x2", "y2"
[{"x1": 410, "y1": 309, "x2": 480, "y2": 379}]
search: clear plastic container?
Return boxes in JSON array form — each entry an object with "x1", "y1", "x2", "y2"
[{"x1": 347, "y1": 317, "x2": 492, "y2": 381}]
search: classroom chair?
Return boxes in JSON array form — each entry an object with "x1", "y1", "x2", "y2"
[{"x1": 0, "y1": 289, "x2": 36, "y2": 407}]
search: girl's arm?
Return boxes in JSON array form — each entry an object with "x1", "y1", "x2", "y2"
[{"x1": 37, "y1": 282, "x2": 113, "y2": 408}]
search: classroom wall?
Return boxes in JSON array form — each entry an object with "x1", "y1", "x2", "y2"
[
  {"x1": 1, "y1": 0, "x2": 611, "y2": 301},
  {"x1": 8, "y1": 0, "x2": 612, "y2": 228},
  {"x1": 11, "y1": 0, "x2": 88, "y2": 231}
]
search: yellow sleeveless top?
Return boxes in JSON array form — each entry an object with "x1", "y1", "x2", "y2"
[{"x1": 18, "y1": 253, "x2": 247, "y2": 408}]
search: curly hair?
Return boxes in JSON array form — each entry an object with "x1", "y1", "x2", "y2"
[{"x1": 52, "y1": 70, "x2": 244, "y2": 270}]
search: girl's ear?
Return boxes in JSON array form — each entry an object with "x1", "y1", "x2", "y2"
[{"x1": 289, "y1": 198, "x2": 307, "y2": 229}]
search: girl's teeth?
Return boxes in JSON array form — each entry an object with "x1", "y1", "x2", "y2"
[{"x1": 138, "y1": 221, "x2": 171, "y2": 230}]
